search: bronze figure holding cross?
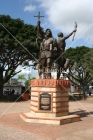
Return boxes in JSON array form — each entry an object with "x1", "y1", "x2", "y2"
[
  {"x1": 34, "y1": 12, "x2": 58, "y2": 79},
  {"x1": 34, "y1": 12, "x2": 77, "y2": 79}
]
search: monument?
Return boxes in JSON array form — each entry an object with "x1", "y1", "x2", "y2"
[{"x1": 20, "y1": 12, "x2": 80, "y2": 125}]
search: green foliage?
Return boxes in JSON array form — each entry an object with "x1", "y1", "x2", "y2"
[
  {"x1": 0, "y1": 15, "x2": 42, "y2": 84},
  {"x1": 83, "y1": 48, "x2": 93, "y2": 76},
  {"x1": 65, "y1": 46, "x2": 93, "y2": 78},
  {"x1": 64, "y1": 46, "x2": 93, "y2": 99},
  {"x1": 0, "y1": 15, "x2": 38, "y2": 53},
  {"x1": 17, "y1": 74, "x2": 26, "y2": 81},
  {"x1": 31, "y1": 77, "x2": 36, "y2": 79},
  {"x1": 65, "y1": 46, "x2": 90, "y2": 66},
  {"x1": 17, "y1": 74, "x2": 26, "y2": 85},
  {"x1": 66, "y1": 63, "x2": 93, "y2": 99},
  {"x1": 25, "y1": 79, "x2": 30, "y2": 89},
  {"x1": 25, "y1": 77, "x2": 36, "y2": 89}
]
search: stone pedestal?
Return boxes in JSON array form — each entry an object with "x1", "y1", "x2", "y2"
[{"x1": 20, "y1": 79, "x2": 80, "y2": 125}]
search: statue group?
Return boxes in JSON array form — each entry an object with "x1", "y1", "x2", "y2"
[{"x1": 35, "y1": 12, "x2": 77, "y2": 79}]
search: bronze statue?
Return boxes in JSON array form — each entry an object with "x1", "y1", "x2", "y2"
[
  {"x1": 34, "y1": 12, "x2": 77, "y2": 79},
  {"x1": 56, "y1": 29, "x2": 77, "y2": 79},
  {"x1": 37, "y1": 26, "x2": 57, "y2": 79}
]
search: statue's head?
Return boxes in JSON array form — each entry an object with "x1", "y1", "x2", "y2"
[
  {"x1": 45, "y1": 28, "x2": 53, "y2": 37},
  {"x1": 57, "y1": 32, "x2": 63, "y2": 37}
]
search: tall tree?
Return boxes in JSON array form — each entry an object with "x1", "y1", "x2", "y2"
[
  {"x1": 83, "y1": 48, "x2": 93, "y2": 77},
  {"x1": 64, "y1": 46, "x2": 93, "y2": 99},
  {"x1": 0, "y1": 15, "x2": 37, "y2": 82},
  {"x1": 65, "y1": 46, "x2": 90, "y2": 66},
  {"x1": 65, "y1": 63, "x2": 93, "y2": 99},
  {"x1": 0, "y1": 15, "x2": 43, "y2": 96}
]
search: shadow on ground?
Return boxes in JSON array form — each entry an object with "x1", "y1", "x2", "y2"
[{"x1": 69, "y1": 109, "x2": 93, "y2": 117}]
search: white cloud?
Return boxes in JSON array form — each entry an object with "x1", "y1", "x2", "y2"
[
  {"x1": 24, "y1": 4, "x2": 36, "y2": 12},
  {"x1": 35, "y1": 0, "x2": 93, "y2": 44},
  {"x1": 23, "y1": 0, "x2": 93, "y2": 45},
  {"x1": 13, "y1": 61, "x2": 36, "y2": 78}
]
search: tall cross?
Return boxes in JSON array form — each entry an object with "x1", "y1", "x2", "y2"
[{"x1": 34, "y1": 11, "x2": 44, "y2": 22}]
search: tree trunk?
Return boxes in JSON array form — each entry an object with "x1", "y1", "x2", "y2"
[{"x1": 82, "y1": 87, "x2": 86, "y2": 100}]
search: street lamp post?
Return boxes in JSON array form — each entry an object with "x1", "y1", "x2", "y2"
[{"x1": 0, "y1": 61, "x2": 3, "y2": 97}]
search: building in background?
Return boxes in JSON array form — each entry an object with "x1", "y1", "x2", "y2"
[{"x1": 4, "y1": 78, "x2": 25, "y2": 95}]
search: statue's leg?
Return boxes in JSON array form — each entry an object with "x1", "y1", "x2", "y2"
[
  {"x1": 41, "y1": 59, "x2": 46, "y2": 79},
  {"x1": 57, "y1": 69, "x2": 60, "y2": 79},
  {"x1": 38, "y1": 63, "x2": 42, "y2": 78},
  {"x1": 57, "y1": 59, "x2": 61, "y2": 79},
  {"x1": 57, "y1": 55, "x2": 66, "y2": 79},
  {"x1": 64, "y1": 58, "x2": 71, "y2": 70},
  {"x1": 46, "y1": 58, "x2": 51, "y2": 79}
]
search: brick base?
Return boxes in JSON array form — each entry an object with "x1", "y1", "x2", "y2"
[
  {"x1": 30, "y1": 79, "x2": 70, "y2": 117},
  {"x1": 20, "y1": 112, "x2": 80, "y2": 125},
  {"x1": 20, "y1": 79, "x2": 81, "y2": 125}
]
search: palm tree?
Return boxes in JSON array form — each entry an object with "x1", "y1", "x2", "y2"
[
  {"x1": 17, "y1": 74, "x2": 26, "y2": 85},
  {"x1": 25, "y1": 77, "x2": 36, "y2": 89}
]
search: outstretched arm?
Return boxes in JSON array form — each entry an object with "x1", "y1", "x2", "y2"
[
  {"x1": 63, "y1": 29, "x2": 77, "y2": 40},
  {"x1": 37, "y1": 21, "x2": 43, "y2": 40},
  {"x1": 36, "y1": 21, "x2": 43, "y2": 48}
]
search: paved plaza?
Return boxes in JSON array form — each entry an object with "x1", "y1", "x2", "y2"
[{"x1": 0, "y1": 98, "x2": 93, "y2": 140}]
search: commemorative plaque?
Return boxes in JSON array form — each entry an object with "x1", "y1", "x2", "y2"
[{"x1": 40, "y1": 92, "x2": 51, "y2": 110}]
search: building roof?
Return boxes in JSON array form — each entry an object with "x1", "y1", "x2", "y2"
[{"x1": 4, "y1": 78, "x2": 23, "y2": 87}]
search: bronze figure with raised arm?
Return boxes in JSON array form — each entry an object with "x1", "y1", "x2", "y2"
[
  {"x1": 35, "y1": 12, "x2": 57, "y2": 79},
  {"x1": 57, "y1": 28, "x2": 77, "y2": 79}
]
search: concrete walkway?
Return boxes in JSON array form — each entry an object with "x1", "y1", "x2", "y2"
[{"x1": 0, "y1": 98, "x2": 93, "y2": 140}]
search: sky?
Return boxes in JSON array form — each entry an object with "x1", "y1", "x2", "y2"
[{"x1": 1, "y1": 0, "x2": 93, "y2": 77}]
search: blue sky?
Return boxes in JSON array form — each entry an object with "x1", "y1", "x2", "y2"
[
  {"x1": 1, "y1": 0, "x2": 93, "y2": 77},
  {"x1": 1, "y1": 0, "x2": 93, "y2": 48}
]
